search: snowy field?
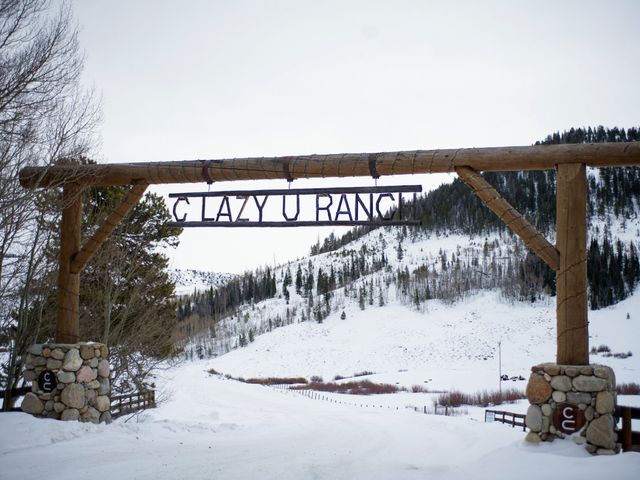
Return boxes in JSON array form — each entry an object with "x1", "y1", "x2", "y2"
[
  {"x1": 1, "y1": 361, "x2": 639, "y2": 480},
  {"x1": 2, "y1": 289, "x2": 640, "y2": 479}
]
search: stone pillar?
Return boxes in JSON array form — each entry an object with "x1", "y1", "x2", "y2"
[
  {"x1": 524, "y1": 363, "x2": 618, "y2": 455},
  {"x1": 21, "y1": 343, "x2": 111, "y2": 423}
]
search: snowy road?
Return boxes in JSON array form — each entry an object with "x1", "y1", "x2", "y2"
[{"x1": 1, "y1": 361, "x2": 639, "y2": 480}]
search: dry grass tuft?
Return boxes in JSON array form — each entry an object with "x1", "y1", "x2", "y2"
[{"x1": 411, "y1": 384, "x2": 430, "y2": 393}]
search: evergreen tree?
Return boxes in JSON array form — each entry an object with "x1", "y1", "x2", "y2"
[
  {"x1": 304, "y1": 262, "x2": 314, "y2": 297},
  {"x1": 295, "y1": 264, "x2": 303, "y2": 295},
  {"x1": 22, "y1": 186, "x2": 184, "y2": 393}
]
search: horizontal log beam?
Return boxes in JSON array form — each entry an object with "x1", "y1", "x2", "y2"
[
  {"x1": 20, "y1": 142, "x2": 640, "y2": 188},
  {"x1": 456, "y1": 166, "x2": 560, "y2": 271}
]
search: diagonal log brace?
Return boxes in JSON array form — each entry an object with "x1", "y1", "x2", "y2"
[{"x1": 455, "y1": 166, "x2": 560, "y2": 271}]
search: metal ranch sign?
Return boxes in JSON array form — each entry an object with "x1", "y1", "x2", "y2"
[
  {"x1": 38, "y1": 370, "x2": 57, "y2": 393},
  {"x1": 552, "y1": 403, "x2": 586, "y2": 434},
  {"x1": 167, "y1": 185, "x2": 422, "y2": 227}
]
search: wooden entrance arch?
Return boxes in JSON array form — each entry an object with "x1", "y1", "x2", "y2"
[{"x1": 19, "y1": 141, "x2": 640, "y2": 364}]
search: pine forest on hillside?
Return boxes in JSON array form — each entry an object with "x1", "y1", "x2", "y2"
[{"x1": 175, "y1": 127, "x2": 640, "y2": 360}]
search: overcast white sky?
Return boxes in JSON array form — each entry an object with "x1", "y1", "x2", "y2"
[{"x1": 71, "y1": 0, "x2": 640, "y2": 274}]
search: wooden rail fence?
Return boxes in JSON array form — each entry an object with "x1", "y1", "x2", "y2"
[
  {"x1": 3, "y1": 387, "x2": 157, "y2": 418},
  {"x1": 428, "y1": 405, "x2": 457, "y2": 416},
  {"x1": 615, "y1": 405, "x2": 640, "y2": 452},
  {"x1": 484, "y1": 409, "x2": 527, "y2": 431},
  {"x1": 111, "y1": 390, "x2": 156, "y2": 419}
]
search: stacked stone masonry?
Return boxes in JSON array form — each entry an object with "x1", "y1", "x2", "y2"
[
  {"x1": 525, "y1": 363, "x2": 618, "y2": 455},
  {"x1": 21, "y1": 343, "x2": 111, "y2": 424}
]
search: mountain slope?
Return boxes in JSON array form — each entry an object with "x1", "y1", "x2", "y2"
[
  {"x1": 209, "y1": 286, "x2": 640, "y2": 391},
  {"x1": 170, "y1": 269, "x2": 235, "y2": 296}
]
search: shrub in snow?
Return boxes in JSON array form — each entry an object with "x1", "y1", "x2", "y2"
[
  {"x1": 244, "y1": 377, "x2": 308, "y2": 385},
  {"x1": 411, "y1": 385, "x2": 430, "y2": 393},
  {"x1": 591, "y1": 344, "x2": 611, "y2": 354},
  {"x1": 437, "y1": 388, "x2": 525, "y2": 407},
  {"x1": 617, "y1": 382, "x2": 640, "y2": 395},
  {"x1": 293, "y1": 380, "x2": 400, "y2": 395}
]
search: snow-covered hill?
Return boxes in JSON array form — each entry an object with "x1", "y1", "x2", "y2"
[
  {"x1": 170, "y1": 220, "x2": 639, "y2": 394},
  {"x1": 210, "y1": 290, "x2": 552, "y2": 390},
  {"x1": 209, "y1": 288, "x2": 640, "y2": 391},
  {"x1": 169, "y1": 268, "x2": 235, "y2": 295}
]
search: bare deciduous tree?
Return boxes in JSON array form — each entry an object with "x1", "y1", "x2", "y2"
[{"x1": 1, "y1": 0, "x2": 100, "y2": 410}]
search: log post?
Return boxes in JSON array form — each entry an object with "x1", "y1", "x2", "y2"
[
  {"x1": 622, "y1": 407, "x2": 633, "y2": 452},
  {"x1": 56, "y1": 184, "x2": 83, "y2": 343},
  {"x1": 622, "y1": 407, "x2": 632, "y2": 452},
  {"x1": 556, "y1": 163, "x2": 588, "y2": 365}
]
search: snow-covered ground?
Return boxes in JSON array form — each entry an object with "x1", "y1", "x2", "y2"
[
  {"x1": 2, "y1": 288, "x2": 639, "y2": 478},
  {"x1": 1, "y1": 360, "x2": 638, "y2": 480},
  {"x1": 3, "y1": 217, "x2": 640, "y2": 478}
]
